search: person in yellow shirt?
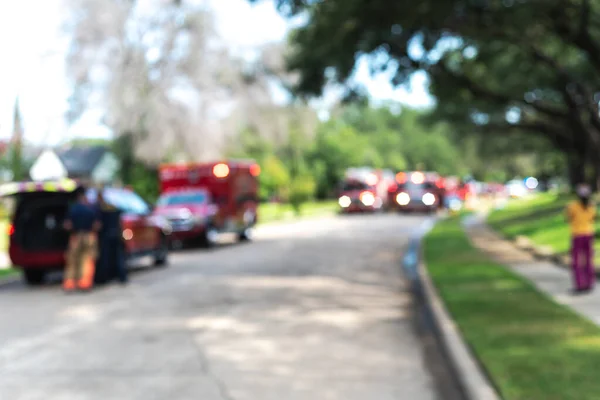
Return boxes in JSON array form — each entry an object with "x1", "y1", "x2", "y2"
[{"x1": 566, "y1": 184, "x2": 596, "y2": 292}]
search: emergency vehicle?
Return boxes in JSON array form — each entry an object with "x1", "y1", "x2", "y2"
[
  {"x1": 155, "y1": 160, "x2": 260, "y2": 247},
  {"x1": 388, "y1": 171, "x2": 441, "y2": 213},
  {"x1": 337, "y1": 167, "x2": 394, "y2": 213},
  {"x1": 0, "y1": 179, "x2": 171, "y2": 285}
]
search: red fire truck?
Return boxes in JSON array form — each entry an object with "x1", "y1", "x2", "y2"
[
  {"x1": 387, "y1": 171, "x2": 441, "y2": 213},
  {"x1": 337, "y1": 168, "x2": 394, "y2": 213},
  {"x1": 155, "y1": 160, "x2": 260, "y2": 247}
]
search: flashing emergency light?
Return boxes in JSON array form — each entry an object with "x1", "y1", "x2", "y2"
[
  {"x1": 7, "y1": 223, "x2": 14, "y2": 236},
  {"x1": 411, "y1": 172, "x2": 425, "y2": 184},
  {"x1": 395, "y1": 172, "x2": 407, "y2": 184},
  {"x1": 250, "y1": 164, "x2": 261, "y2": 177},
  {"x1": 213, "y1": 163, "x2": 230, "y2": 178},
  {"x1": 366, "y1": 174, "x2": 378, "y2": 186}
]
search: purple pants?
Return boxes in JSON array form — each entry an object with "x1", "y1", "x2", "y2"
[{"x1": 571, "y1": 234, "x2": 595, "y2": 290}]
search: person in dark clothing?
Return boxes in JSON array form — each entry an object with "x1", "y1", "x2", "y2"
[
  {"x1": 96, "y1": 189, "x2": 128, "y2": 285},
  {"x1": 63, "y1": 186, "x2": 101, "y2": 292}
]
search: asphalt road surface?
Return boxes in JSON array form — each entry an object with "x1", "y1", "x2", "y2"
[{"x1": 0, "y1": 214, "x2": 463, "y2": 400}]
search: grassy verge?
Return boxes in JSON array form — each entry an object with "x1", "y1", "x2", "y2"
[
  {"x1": 0, "y1": 268, "x2": 16, "y2": 278},
  {"x1": 258, "y1": 201, "x2": 337, "y2": 224},
  {"x1": 424, "y1": 218, "x2": 600, "y2": 400},
  {"x1": 488, "y1": 192, "x2": 600, "y2": 263}
]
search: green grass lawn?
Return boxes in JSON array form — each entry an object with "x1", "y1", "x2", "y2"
[
  {"x1": 258, "y1": 201, "x2": 337, "y2": 224},
  {"x1": 0, "y1": 268, "x2": 16, "y2": 278},
  {"x1": 488, "y1": 192, "x2": 600, "y2": 262},
  {"x1": 425, "y1": 218, "x2": 600, "y2": 400}
]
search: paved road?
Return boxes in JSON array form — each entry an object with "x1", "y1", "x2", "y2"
[{"x1": 0, "y1": 214, "x2": 460, "y2": 400}]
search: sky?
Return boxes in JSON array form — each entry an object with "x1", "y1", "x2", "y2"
[{"x1": 0, "y1": 0, "x2": 433, "y2": 146}]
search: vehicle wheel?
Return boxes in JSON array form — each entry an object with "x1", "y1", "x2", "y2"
[
  {"x1": 154, "y1": 235, "x2": 169, "y2": 267},
  {"x1": 199, "y1": 227, "x2": 218, "y2": 249},
  {"x1": 23, "y1": 270, "x2": 46, "y2": 286},
  {"x1": 238, "y1": 227, "x2": 253, "y2": 242}
]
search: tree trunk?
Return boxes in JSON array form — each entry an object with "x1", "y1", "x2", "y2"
[{"x1": 567, "y1": 152, "x2": 586, "y2": 190}]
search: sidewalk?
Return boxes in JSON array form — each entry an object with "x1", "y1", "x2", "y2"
[
  {"x1": 0, "y1": 252, "x2": 9, "y2": 269},
  {"x1": 464, "y1": 213, "x2": 600, "y2": 326}
]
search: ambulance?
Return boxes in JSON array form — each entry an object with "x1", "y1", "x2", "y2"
[{"x1": 155, "y1": 160, "x2": 260, "y2": 247}]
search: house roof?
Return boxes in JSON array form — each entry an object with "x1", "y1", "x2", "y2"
[{"x1": 56, "y1": 145, "x2": 108, "y2": 177}]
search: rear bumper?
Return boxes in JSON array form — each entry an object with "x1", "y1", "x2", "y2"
[
  {"x1": 9, "y1": 245, "x2": 65, "y2": 270},
  {"x1": 340, "y1": 204, "x2": 379, "y2": 213}
]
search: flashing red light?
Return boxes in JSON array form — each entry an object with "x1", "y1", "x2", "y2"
[
  {"x1": 7, "y1": 223, "x2": 14, "y2": 236},
  {"x1": 388, "y1": 184, "x2": 398, "y2": 192},
  {"x1": 250, "y1": 164, "x2": 261, "y2": 177},
  {"x1": 411, "y1": 172, "x2": 425, "y2": 184},
  {"x1": 213, "y1": 163, "x2": 230, "y2": 178}
]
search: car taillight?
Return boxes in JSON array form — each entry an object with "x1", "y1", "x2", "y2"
[
  {"x1": 7, "y1": 223, "x2": 14, "y2": 236},
  {"x1": 388, "y1": 184, "x2": 397, "y2": 192}
]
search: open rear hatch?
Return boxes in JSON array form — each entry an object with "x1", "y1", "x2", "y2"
[{"x1": 0, "y1": 180, "x2": 79, "y2": 251}]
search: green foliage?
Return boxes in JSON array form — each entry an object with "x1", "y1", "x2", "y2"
[
  {"x1": 288, "y1": 174, "x2": 316, "y2": 215},
  {"x1": 260, "y1": 154, "x2": 291, "y2": 200}
]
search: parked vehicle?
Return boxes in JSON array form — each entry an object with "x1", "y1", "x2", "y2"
[
  {"x1": 0, "y1": 179, "x2": 171, "y2": 285},
  {"x1": 388, "y1": 171, "x2": 440, "y2": 214},
  {"x1": 156, "y1": 160, "x2": 260, "y2": 247}
]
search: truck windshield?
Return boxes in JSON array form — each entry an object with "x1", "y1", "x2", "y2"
[
  {"x1": 158, "y1": 192, "x2": 208, "y2": 206},
  {"x1": 341, "y1": 182, "x2": 370, "y2": 191},
  {"x1": 399, "y1": 182, "x2": 436, "y2": 191}
]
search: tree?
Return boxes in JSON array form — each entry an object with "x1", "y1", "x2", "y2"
[
  {"x1": 65, "y1": 0, "x2": 293, "y2": 166},
  {"x1": 253, "y1": 0, "x2": 600, "y2": 186}
]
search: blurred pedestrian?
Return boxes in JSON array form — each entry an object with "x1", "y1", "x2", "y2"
[
  {"x1": 96, "y1": 189, "x2": 128, "y2": 285},
  {"x1": 63, "y1": 186, "x2": 101, "y2": 292},
  {"x1": 566, "y1": 183, "x2": 596, "y2": 293}
]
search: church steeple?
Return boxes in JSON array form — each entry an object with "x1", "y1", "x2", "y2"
[{"x1": 12, "y1": 97, "x2": 23, "y2": 145}]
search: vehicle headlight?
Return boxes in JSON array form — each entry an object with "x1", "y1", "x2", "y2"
[
  {"x1": 396, "y1": 192, "x2": 410, "y2": 205},
  {"x1": 360, "y1": 192, "x2": 375, "y2": 206},
  {"x1": 338, "y1": 195, "x2": 351, "y2": 208},
  {"x1": 422, "y1": 193, "x2": 436, "y2": 206},
  {"x1": 192, "y1": 215, "x2": 207, "y2": 225}
]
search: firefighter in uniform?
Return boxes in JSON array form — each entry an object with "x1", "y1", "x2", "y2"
[
  {"x1": 96, "y1": 189, "x2": 128, "y2": 285},
  {"x1": 63, "y1": 186, "x2": 101, "y2": 292}
]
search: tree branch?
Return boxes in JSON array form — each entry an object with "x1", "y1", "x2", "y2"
[{"x1": 436, "y1": 60, "x2": 569, "y2": 120}]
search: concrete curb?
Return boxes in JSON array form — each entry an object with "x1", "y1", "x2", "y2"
[
  {"x1": 418, "y1": 259, "x2": 501, "y2": 400},
  {"x1": 403, "y1": 216, "x2": 501, "y2": 400}
]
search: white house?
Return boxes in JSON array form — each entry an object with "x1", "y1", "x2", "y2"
[{"x1": 29, "y1": 145, "x2": 120, "y2": 184}]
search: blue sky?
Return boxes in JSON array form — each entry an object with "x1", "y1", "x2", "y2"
[{"x1": 0, "y1": 0, "x2": 432, "y2": 145}]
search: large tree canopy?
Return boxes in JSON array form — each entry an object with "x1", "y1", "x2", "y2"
[{"x1": 253, "y1": 0, "x2": 600, "y2": 185}]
